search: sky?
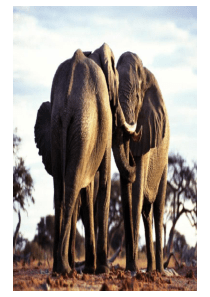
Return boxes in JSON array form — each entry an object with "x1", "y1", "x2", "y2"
[{"x1": 12, "y1": 4, "x2": 198, "y2": 249}]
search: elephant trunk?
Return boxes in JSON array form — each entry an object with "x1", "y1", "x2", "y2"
[
  {"x1": 112, "y1": 127, "x2": 136, "y2": 183},
  {"x1": 115, "y1": 101, "x2": 137, "y2": 135}
]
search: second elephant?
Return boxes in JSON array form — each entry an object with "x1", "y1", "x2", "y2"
[{"x1": 112, "y1": 52, "x2": 170, "y2": 273}]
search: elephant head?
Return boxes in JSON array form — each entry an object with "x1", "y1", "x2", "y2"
[
  {"x1": 89, "y1": 44, "x2": 138, "y2": 134},
  {"x1": 112, "y1": 52, "x2": 166, "y2": 182}
]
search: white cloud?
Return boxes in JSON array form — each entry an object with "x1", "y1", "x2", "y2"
[
  {"x1": 13, "y1": 95, "x2": 39, "y2": 164},
  {"x1": 13, "y1": 11, "x2": 196, "y2": 95},
  {"x1": 155, "y1": 66, "x2": 197, "y2": 98},
  {"x1": 169, "y1": 135, "x2": 197, "y2": 165}
]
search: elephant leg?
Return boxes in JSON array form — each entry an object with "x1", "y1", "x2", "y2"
[
  {"x1": 96, "y1": 145, "x2": 111, "y2": 274},
  {"x1": 121, "y1": 178, "x2": 136, "y2": 271},
  {"x1": 131, "y1": 156, "x2": 145, "y2": 267},
  {"x1": 81, "y1": 179, "x2": 96, "y2": 274},
  {"x1": 120, "y1": 136, "x2": 137, "y2": 272},
  {"x1": 53, "y1": 177, "x2": 63, "y2": 273},
  {"x1": 57, "y1": 175, "x2": 81, "y2": 274},
  {"x1": 68, "y1": 195, "x2": 80, "y2": 269},
  {"x1": 94, "y1": 196, "x2": 98, "y2": 250},
  {"x1": 142, "y1": 202, "x2": 156, "y2": 272},
  {"x1": 154, "y1": 165, "x2": 168, "y2": 273}
]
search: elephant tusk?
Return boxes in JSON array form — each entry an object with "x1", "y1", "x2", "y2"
[
  {"x1": 132, "y1": 125, "x2": 143, "y2": 142},
  {"x1": 123, "y1": 122, "x2": 137, "y2": 134}
]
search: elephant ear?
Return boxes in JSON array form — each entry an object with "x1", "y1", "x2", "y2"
[
  {"x1": 130, "y1": 68, "x2": 166, "y2": 156},
  {"x1": 34, "y1": 101, "x2": 52, "y2": 176},
  {"x1": 92, "y1": 43, "x2": 119, "y2": 127}
]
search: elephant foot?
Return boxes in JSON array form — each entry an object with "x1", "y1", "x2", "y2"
[
  {"x1": 55, "y1": 260, "x2": 71, "y2": 275},
  {"x1": 156, "y1": 265, "x2": 165, "y2": 275},
  {"x1": 83, "y1": 266, "x2": 95, "y2": 275},
  {"x1": 125, "y1": 262, "x2": 138, "y2": 273},
  {"x1": 95, "y1": 264, "x2": 110, "y2": 274},
  {"x1": 146, "y1": 265, "x2": 156, "y2": 273}
]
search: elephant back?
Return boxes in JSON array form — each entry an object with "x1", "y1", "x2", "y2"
[{"x1": 34, "y1": 101, "x2": 52, "y2": 176}]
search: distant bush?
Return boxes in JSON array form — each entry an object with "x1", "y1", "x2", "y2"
[
  {"x1": 24, "y1": 241, "x2": 45, "y2": 261},
  {"x1": 75, "y1": 228, "x2": 85, "y2": 259}
]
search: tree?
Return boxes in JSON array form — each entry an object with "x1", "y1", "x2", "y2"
[
  {"x1": 13, "y1": 128, "x2": 35, "y2": 253},
  {"x1": 172, "y1": 229, "x2": 187, "y2": 254},
  {"x1": 15, "y1": 232, "x2": 28, "y2": 253},
  {"x1": 165, "y1": 153, "x2": 197, "y2": 255},
  {"x1": 33, "y1": 215, "x2": 54, "y2": 256},
  {"x1": 24, "y1": 241, "x2": 45, "y2": 261}
]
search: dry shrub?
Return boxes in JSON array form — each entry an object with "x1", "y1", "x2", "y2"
[
  {"x1": 29, "y1": 277, "x2": 41, "y2": 287},
  {"x1": 100, "y1": 282, "x2": 111, "y2": 291},
  {"x1": 68, "y1": 269, "x2": 78, "y2": 279},
  {"x1": 117, "y1": 270, "x2": 125, "y2": 279},
  {"x1": 46, "y1": 275, "x2": 72, "y2": 290},
  {"x1": 185, "y1": 269, "x2": 195, "y2": 279},
  {"x1": 82, "y1": 274, "x2": 89, "y2": 281},
  {"x1": 14, "y1": 280, "x2": 29, "y2": 291},
  {"x1": 136, "y1": 271, "x2": 154, "y2": 282}
]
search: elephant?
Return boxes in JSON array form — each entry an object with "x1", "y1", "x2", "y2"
[
  {"x1": 112, "y1": 51, "x2": 170, "y2": 273},
  {"x1": 34, "y1": 43, "x2": 137, "y2": 274}
]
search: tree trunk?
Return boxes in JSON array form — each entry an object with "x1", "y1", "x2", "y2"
[
  {"x1": 166, "y1": 207, "x2": 186, "y2": 255},
  {"x1": 167, "y1": 223, "x2": 175, "y2": 256},
  {"x1": 13, "y1": 210, "x2": 21, "y2": 254}
]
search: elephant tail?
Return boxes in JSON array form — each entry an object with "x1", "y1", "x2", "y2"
[{"x1": 34, "y1": 101, "x2": 52, "y2": 176}]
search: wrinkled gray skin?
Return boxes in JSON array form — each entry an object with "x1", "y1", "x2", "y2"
[
  {"x1": 67, "y1": 173, "x2": 99, "y2": 272},
  {"x1": 112, "y1": 52, "x2": 170, "y2": 273},
  {"x1": 34, "y1": 44, "x2": 136, "y2": 274}
]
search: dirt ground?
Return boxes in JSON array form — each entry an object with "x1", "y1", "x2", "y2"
[{"x1": 13, "y1": 257, "x2": 197, "y2": 291}]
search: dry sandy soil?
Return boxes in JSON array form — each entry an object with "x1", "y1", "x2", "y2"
[{"x1": 13, "y1": 257, "x2": 197, "y2": 291}]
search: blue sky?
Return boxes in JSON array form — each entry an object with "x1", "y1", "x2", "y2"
[{"x1": 13, "y1": 5, "x2": 197, "y2": 248}]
